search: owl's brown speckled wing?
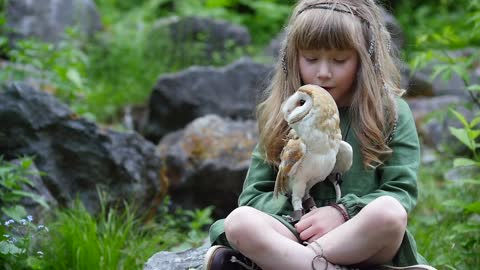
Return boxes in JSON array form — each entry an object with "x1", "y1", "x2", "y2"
[{"x1": 274, "y1": 138, "x2": 305, "y2": 197}]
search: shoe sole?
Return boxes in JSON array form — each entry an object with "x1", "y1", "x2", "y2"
[
  {"x1": 203, "y1": 245, "x2": 224, "y2": 270},
  {"x1": 379, "y1": 265, "x2": 438, "y2": 270}
]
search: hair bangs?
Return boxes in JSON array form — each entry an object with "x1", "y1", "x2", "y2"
[{"x1": 292, "y1": 8, "x2": 359, "y2": 51}]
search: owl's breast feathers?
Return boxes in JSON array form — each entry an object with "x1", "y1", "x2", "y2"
[{"x1": 274, "y1": 138, "x2": 305, "y2": 196}]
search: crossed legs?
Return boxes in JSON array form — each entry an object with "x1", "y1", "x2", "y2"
[{"x1": 223, "y1": 196, "x2": 407, "y2": 270}]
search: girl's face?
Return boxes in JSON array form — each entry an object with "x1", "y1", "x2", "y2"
[{"x1": 298, "y1": 48, "x2": 359, "y2": 107}]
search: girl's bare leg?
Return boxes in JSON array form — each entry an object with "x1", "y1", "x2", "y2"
[
  {"x1": 224, "y1": 196, "x2": 407, "y2": 269},
  {"x1": 224, "y1": 206, "x2": 317, "y2": 270},
  {"x1": 314, "y1": 196, "x2": 407, "y2": 266}
]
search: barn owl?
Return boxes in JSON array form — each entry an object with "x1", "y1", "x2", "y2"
[{"x1": 274, "y1": 84, "x2": 353, "y2": 222}]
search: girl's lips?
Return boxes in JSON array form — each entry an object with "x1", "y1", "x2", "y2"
[{"x1": 322, "y1": 87, "x2": 333, "y2": 91}]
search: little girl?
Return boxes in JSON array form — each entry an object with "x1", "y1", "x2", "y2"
[{"x1": 204, "y1": 0, "x2": 435, "y2": 269}]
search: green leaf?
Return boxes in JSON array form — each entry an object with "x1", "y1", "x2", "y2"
[
  {"x1": 465, "y1": 201, "x2": 480, "y2": 214},
  {"x1": 430, "y1": 64, "x2": 450, "y2": 81},
  {"x1": 451, "y1": 64, "x2": 470, "y2": 84},
  {"x1": 449, "y1": 108, "x2": 469, "y2": 128},
  {"x1": 453, "y1": 158, "x2": 478, "y2": 167},
  {"x1": 0, "y1": 167, "x2": 14, "y2": 175},
  {"x1": 0, "y1": 241, "x2": 23, "y2": 255},
  {"x1": 1, "y1": 205, "x2": 28, "y2": 221},
  {"x1": 467, "y1": 129, "x2": 480, "y2": 140},
  {"x1": 467, "y1": 84, "x2": 480, "y2": 92},
  {"x1": 19, "y1": 158, "x2": 33, "y2": 169},
  {"x1": 0, "y1": 37, "x2": 7, "y2": 47},
  {"x1": 471, "y1": 114, "x2": 480, "y2": 127},
  {"x1": 458, "y1": 179, "x2": 480, "y2": 185},
  {"x1": 66, "y1": 68, "x2": 83, "y2": 88},
  {"x1": 11, "y1": 190, "x2": 49, "y2": 209},
  {"x1": 449, "y1": 127, "x2": 475, "y2": 150}
]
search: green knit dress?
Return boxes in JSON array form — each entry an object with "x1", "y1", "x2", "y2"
[{"x1": 208, "y1": 98, "x2": 428, "y2": 266}]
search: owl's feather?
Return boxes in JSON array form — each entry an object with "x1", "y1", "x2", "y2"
[
  {"x1": 274, "y1": 84, "x2": 352, "y2": 217},
  {"x1": 274, "y1": 138, "x2": 305, "y2": 196},
  {"x1": 333, "y1": 141, "x2": 353, "y2": 175}
]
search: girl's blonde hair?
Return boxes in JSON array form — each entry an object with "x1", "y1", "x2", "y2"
[{"x1": 257, "y1": 0, "x2": 404, "y2": 168}]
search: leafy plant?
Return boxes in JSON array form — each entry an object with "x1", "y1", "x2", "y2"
[
  {"x1": 395, "y1": 0, "x2": 480, "y2": 56},
  {"x1": 0, "y1": 28, "x2": 90, "y2": 106},
  {"x1": 0, "y1": 157, "x2": 48, "y2": 221},
  {"x1": 449, "y1": 109, "x2": 480, "y2": 166},
  {"x1": 0, "y1": 216, "x2": 50, "y2": 270},
  {"x1": 397, "y1": 1, "x2": 480, "y2": 269},
  {"x1": 150, "y1": 196, "x2": 213, "y2": 251},
  {"x1": 411, "y1": 160, "x2": 480, "y2": 269},
  {"x1": 33, "y1": 192, "x2": 212, "y2": 270}
]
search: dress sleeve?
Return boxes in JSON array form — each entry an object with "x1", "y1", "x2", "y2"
[
  {"x1": 238, "y1": 145, "x2": 290, "y2": 215},
  {"x1": 339, "y1": 98, "x2": 420, "y2": 217}
]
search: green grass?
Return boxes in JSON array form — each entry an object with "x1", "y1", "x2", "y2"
[
  {"x1": 410, "y1": 158, "x2": 480, "y2": 269},
  {"x1": 30, "y1": 195, "x2": 213, "y2": 270},
  {"x1": 1, "y1": 165, "x2": 213, "y2": 270}
]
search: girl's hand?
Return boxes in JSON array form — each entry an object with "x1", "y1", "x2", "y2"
[{"x1": 294, "y1": 205, "x2": 346, "y2": 243}]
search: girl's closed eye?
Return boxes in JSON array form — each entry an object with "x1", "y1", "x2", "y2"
[
  {"x1": 331, "y1": 52, "x2": 352, "y2": 63},
  {"x1": 333, "y1": 57, "x2": 347, "y2": 63}
]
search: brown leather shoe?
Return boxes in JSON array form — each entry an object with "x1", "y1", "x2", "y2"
[{"x1": 203, "y1": 245, "x2": 261, "y2": 270}]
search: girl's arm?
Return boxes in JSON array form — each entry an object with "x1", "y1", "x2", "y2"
[
  {"x1": 339, "y1": 98, "x2": 420, "y2": 217},
  {"x1": 238, "y1": 145, "x2": 291, "y2": 216}
]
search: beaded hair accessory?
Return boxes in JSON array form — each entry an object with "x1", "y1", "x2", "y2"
[{"x1": 297, "y1": 2, "x2": 369, "y2": 25}]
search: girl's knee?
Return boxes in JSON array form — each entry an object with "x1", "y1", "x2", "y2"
[
  {"x1": 224, "y1": 206, "x2": 259, "y2": 243},
  {"x1": 365, "y1": 196, "x2": 408, "y2": 233}
]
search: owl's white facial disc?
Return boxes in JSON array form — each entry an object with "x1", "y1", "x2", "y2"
[{"x1": 282, "y1": 91, "x2": 313, "y2": 125}]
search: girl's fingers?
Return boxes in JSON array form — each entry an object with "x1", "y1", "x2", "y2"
[
  {"x1": 298, "y1": 223, "x2": 316, "y2": 241},
  {"x1": 295, "y1": 213, "x2": 314, "y2": 231}
]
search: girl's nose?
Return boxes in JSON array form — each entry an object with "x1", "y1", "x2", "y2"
[{"x1": 316, "y1": 62, "x2": 332, "y2": 79}]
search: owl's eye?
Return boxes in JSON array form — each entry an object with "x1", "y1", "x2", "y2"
[{"x1": 298, "y1": 99, "x2": 306, "y2": 106}]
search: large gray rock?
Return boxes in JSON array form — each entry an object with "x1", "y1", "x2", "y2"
[
  {"x1": 0, "y1": 83, "x2": 163, "y2": 213},
  {"x1": 158, "y1": 114, "x2": 258, "y2": 219},
  {"x1": 144, "y1": 244, "x2": 209, "y2": 270},
  {"x1": 144, "y1": 57, "x2": 272, "y2": 143},
  {"x1": 6, "y1": 0, "x2": 102, "y2": 44}
]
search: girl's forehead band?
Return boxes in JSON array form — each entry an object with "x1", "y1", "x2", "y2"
[{"x1": 297, "y1": 3, "x2": 369, "y2": 25}]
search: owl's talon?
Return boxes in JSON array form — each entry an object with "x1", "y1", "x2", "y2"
[
  {"x1": 302, "y1": 197, "x2": 317, "y2": 210},
  {"x1": 283, "y1": 209, "x2": 304, "y2": 223}
]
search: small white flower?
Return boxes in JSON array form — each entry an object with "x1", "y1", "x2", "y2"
[
  {"x1": 38, "y1": 224, "x2": 49, "y2": 232},
  {"x1": 4, "y1": 219, "x2": 15, "y2": 226},
  {"x1": 20, "y1": 219, "x2": 27, "y2": 225},
  {"x1": 27, "y1": 215, "x2": 33, "y2": 222},
  {"x1": 3, "y1": 234, "x2": 10, "y2": 239},
  {"x1": 8, "y1": 237, "x2": 17, "y2": 243}
]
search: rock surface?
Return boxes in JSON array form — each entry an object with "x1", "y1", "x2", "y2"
[
  {"x1": 144, "y1": 244, "x2": 209, "y2": 270},
  {"x1": 144, "y1": 57, "x2": 271, "y2": 143},
  {"x1": 158, "y1": 114, "x2": 258, "y2": 218},
  {"x1": 6, "y1": 0, "x2": 102, "y2": 44},
  {"x1": 0, "y1": 83, "x2": 163, "y2": 213}
]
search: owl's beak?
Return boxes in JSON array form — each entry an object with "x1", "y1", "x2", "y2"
[{"x1": 286, "y1": 110, "x2": 308, "y2": 125}]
